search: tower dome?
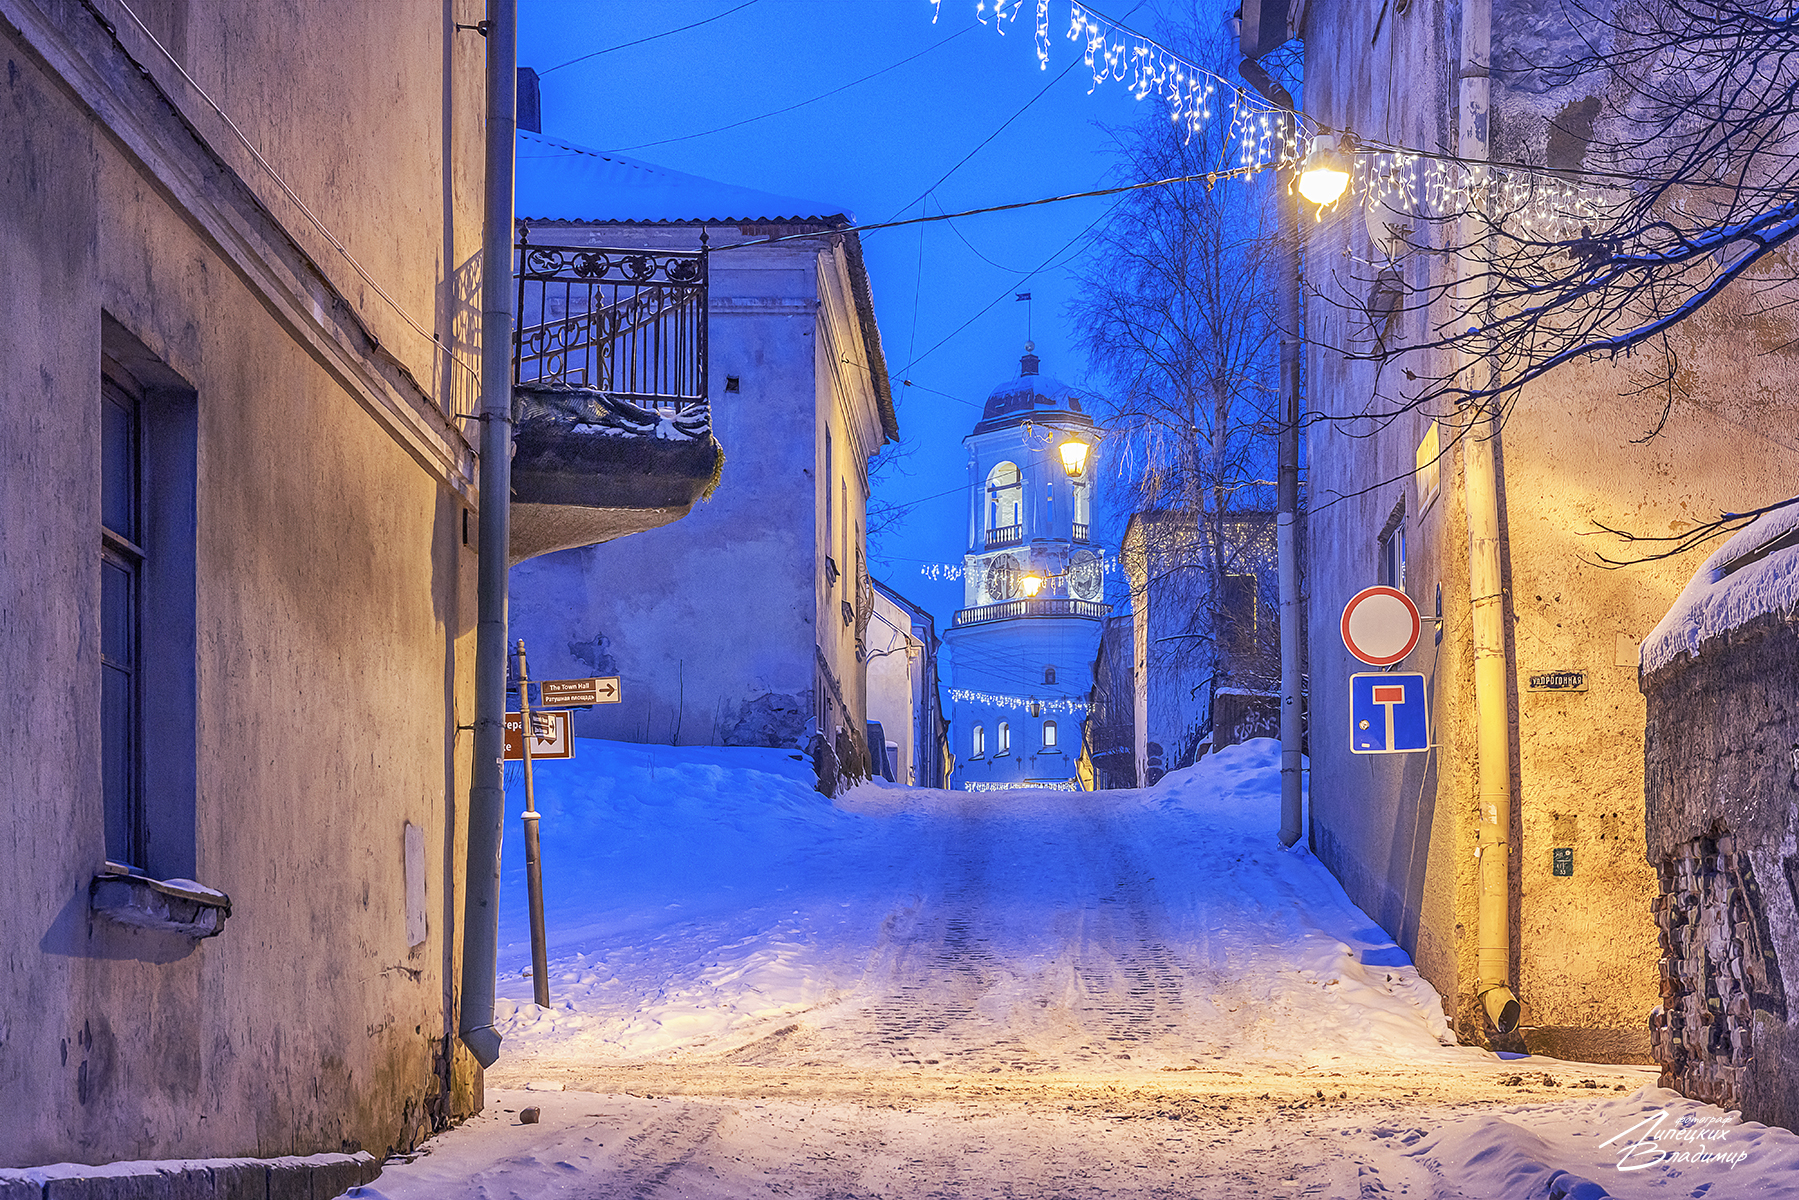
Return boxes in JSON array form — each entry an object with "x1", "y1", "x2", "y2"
[{"x1": 972, "y1": 344, "x2": 1095, "y2": 436}]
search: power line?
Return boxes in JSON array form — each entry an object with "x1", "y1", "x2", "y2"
[
  {"x1": 542, "y1": 1, "x2": 762, "y2": 75},
  {"x1": 603, "y1": 24, "x2": 975, "y2": 153}
]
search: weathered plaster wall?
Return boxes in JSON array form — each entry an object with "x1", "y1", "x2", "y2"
[
  {"x1": 866, "y1": 586, "x2": 919, "y2": 783},
  {"x1": 1, "y1": 1, "x2": 480, "y2": 1166}
]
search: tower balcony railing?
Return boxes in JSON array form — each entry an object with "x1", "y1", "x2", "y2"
[
  {"x1": 1073, "y1": 522, "x2": 1090, "y2": 542},
  {"x1": 952, "y1": 598, "x2": 1110, "y2": 627},
  {"x1": 985, "y1": 524, "x2": 1023, "y2": 549}
]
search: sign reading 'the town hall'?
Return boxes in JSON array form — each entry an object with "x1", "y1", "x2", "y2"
[{"x1": 540, "y1": 677, "x2": 621, "y2": 706}]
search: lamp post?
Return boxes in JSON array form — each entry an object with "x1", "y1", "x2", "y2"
[{"x1": 1237, "y1": 55, "x2": 1305, "y2": 850}]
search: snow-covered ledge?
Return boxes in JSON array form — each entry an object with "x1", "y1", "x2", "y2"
[{"x1": 90, "y1": 866, "x2": 232, "y2": 938}]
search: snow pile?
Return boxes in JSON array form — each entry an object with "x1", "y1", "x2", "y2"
[
  {"x1": 1641, "y1": 498, "x2": 1799, "y2": 674},
  {"x1": 1385, "y1": 1086, "x2": 1799, "y2": 1198}
]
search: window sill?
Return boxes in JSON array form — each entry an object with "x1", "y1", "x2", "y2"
[{"x1": 91, "y1": 866, "x2": 232, "y2": 938}]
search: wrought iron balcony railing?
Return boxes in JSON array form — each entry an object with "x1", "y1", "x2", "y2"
[
  {"x1": 1073, "y1": 522, "x2": 1090, "y2": 542},
  {"x1": 952, "y1": 598, "x2": 1110, "y2": 627},
  {"x1": 985, "y1": 524, "x2": 1023, "y2": 549},
  {"x1": 514, "y1": 233, "x2": 707, "y2": 403}
]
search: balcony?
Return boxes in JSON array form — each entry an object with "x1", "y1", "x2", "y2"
[
  {"x1": 1073, "y1": 522, "x2": 1090, "y2": 542},
  {"x1": 952, "y1": 597, "x2": 1110, "y2": 627},
  {"x1": 985, "y1": 524, "x2": 1023, "y2": 549},
  {"x1": 508, "y1": 235, "x2": 722, "y2": 563}
]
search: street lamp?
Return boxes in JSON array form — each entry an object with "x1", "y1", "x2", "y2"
[
  {"x1": 1021, "y1": 573, "x2": 1045, "y2": 598},
  {"x1": 1298, "y1": 133, "x2": 1352, "y2": 206},
  {"x1": 1058, "y1": 437, "x2": 1090, "y2": 478}
]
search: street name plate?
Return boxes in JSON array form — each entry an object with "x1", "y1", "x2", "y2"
[
  {"x1": 540, "y1": 677, "x2": 621, "y2": 706},
  {"x1": 1529, "y1": 671, "x2": 1587, "y2": 692}
]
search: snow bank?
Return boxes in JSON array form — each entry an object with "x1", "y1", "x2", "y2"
[{"x1": 1642, "y1": 499, "x2": 1799, "y2": 674}]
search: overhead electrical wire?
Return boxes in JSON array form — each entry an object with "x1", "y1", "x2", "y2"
[
  {"x1": 603, "y1": 24, "x2": 976, "y2": 153},
  {"x1": 543, "y1": 0, "x2": 763, "y2": 75}
]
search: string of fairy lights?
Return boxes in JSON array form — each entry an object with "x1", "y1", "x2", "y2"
[
  {"x1": 949, "y1": 687, "x2": 1092, "y2": 714},
  {"x1": 932, "y1": 0, "x2": 1621, "y2": 241}
]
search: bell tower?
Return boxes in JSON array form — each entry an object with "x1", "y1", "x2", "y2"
[{"x1": 944, "y1": 347, "x2": 1108, "y2": 792}]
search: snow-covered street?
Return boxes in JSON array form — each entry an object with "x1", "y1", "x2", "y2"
[{"x1": 356, "y1": 740, "x2": 1799, "y2": 1198}]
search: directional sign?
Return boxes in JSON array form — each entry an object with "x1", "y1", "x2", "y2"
[
  {"x1": 503, "y1": 709, "x2": 573, "y2": 760},
  {"x1": 540, "y1": 677, "x2": 621, "y2": 706},
  {"x1": 1341, "y1": 586, "x2": 1421, "y2": 666},
  {"x1": 1350, "y1": 673, "x2": 1429, "y2": 754}
]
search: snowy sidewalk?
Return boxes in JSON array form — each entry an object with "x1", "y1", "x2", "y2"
[{"x1": 357, "y1": 739, "x2": 1799, "y2": 1198}]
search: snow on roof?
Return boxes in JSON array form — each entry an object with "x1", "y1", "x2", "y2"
[
  {"x1": 1641, "y1": 497, "x2": 1799, "y2": 674},
  {"x1": 515, "y1": 130, "x2": 852, "y2": 226}
]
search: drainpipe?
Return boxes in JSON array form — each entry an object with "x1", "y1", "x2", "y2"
[
  {"x1": 459, "y1": 0, "x2": 518, "y2": 1069},
  {"x1": 1237, "y1": 57, "x2": 1305, "y2": 849},
  {"x1": 1458, "y1": 0, "x2": 1522, "y2": 1036}
]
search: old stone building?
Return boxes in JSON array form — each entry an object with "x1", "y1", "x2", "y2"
[
  {"x1": 1, "y1": 0, "x2": 489, "y2": 1168},
  {"x1": 503, "y1": 128, "x2": 898, "y2": 786},
  {"x1": 1641, "y1": 504, "x2": 1799, "y2": 1128},
  {"x1": 1289, "y1": 0, "x2": 1799, "y2": 1060}
]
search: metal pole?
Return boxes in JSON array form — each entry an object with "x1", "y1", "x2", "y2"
[
  {"x1": 515, "y1": 640, "x2": 551, "y2": 1009},
  {"x1": 458, "y1": 0, "x2": 518, "y2": 1070},
  {"x1": 1238, "y1": 58, "x2": 1306, "y2": 848}
]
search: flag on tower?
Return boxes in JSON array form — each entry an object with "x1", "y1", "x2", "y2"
[{"x1": 1015, "y1": 292, "x2": 1032, "y2": 301}]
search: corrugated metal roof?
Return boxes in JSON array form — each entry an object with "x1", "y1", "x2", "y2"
[{"x1": 516, "y1": 130, "x2": 851, "y2": 225}]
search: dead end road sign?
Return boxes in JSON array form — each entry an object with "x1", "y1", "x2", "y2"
[
  {"x1": 504, "y1": 709, "x2": 573, "y2": 760},
  {"x1": 1350, "y1": 673, "x2": 1430, "y2": 754},
  {"x1": 1341, "y1": 585, "x2": 1421, "y2": 666},
  {"x1": 540, "y1": 677, "x2": 620, "y2": 706}
]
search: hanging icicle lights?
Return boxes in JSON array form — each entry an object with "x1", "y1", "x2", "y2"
[
  {"x1": 913, "y1": 558, "x2": 1121, "y2": 582},
  {"x1": 931, "y1": 0, "x2": 1619, "y2": 241},
  {"x1": 950, "y1": 688, "x2": 1092, "y2": 714}
]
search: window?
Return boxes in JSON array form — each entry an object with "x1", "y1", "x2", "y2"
[
  {"x1": 101, "y1": 378, "x2": 143, "y2": 868},
  {"x1": 1381, "y1": 524, "x2": 1407, "y2": 590},
  {"x1": 824, "y1": 427, "x2": 833, "y2": 572},
  {"x1": 1072, "y1": 479, "x2": 1091, "y2": 539},
  {"x1": 1414, "y1": 421, "x2": 1440, "y2": 513},
  {"x1": 1043, "y1": 664, "x2": 1056, "y2": 685},
  {"x1": 1043, "y1": 719, "x2": 1058, "y2": 748},
  {"x1": 98, "y1": 318, "x2": 198, "y2": 880},
  {"x1": 971, "y1": 723, "x2": 985, "y2": 758},
  {"x1": 997, "y1": 721, "x2": 1011, "y2": 755},
  {"x1": 985, "y1": 461, "x2": 1023, "y2": 541}
]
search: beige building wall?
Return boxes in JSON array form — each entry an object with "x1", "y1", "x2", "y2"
[
  {"x1": 1299, "y1": 0, "x2": 1799, "y2": 1057},
  {"x1": 2, "y1": 0, "x2": 483, "y2": 1164}
]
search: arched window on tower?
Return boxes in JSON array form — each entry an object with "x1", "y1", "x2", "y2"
[
  {"x1": 997, "y1": 721, "x2": 1011, "y2": 755},
  {"x1": 971, "y1": 723, "x2": 986, "y2": 758},
  {"x1": 1043, "y1": 719, "x2": 1058, "y2": 749},
  {"x1": 1043, "y1": 665, "x2": 1056, "y2": 685},
  {"x1": 1072, "y1": 478, "x2": 1092, "y2": 542},
  {"x1": 985, "y1": 461, "x2": 1023, "y2": 548}
]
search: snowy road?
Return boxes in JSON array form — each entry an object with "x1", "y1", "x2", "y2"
[{"x1": 356, "y1": 740, "x2": 1799, "y2": 1198}]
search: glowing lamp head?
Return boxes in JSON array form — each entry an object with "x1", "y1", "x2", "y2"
[
  {"x1": 1298, "y1": 133, "x2": 1351, "y2": 206},
  {"x1": 1058, "y1": 437, "x2": 1090, "y2": 478},
  {"x1": 1021, "y1": 574, "x2": 1045, "y2": 598}
]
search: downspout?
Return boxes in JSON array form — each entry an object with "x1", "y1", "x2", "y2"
[
  {"x1": 458, "y1": 0, "x2": 518, "y2": 1069},
  {"x1": 1237, "y1": 57, "x2": 1305, "y2": 849},
  {"x1": 1458, "y1": 0, "x2": 1522, "y2": 1035}
]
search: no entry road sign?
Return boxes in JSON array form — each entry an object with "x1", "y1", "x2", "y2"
[
  {"x1": 1340, "y1": 586, "x2": 1421, "y2": 666},
  {"x1": 1350, "y1": 672, "x2": 1429, "y2": 754}
]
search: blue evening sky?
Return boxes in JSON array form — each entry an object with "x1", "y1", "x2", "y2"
[{"x1": 521, "y1": 0, "x2": 1203, "y2": 629}]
